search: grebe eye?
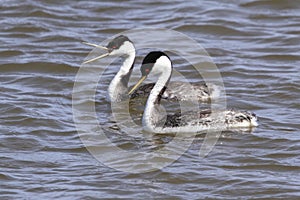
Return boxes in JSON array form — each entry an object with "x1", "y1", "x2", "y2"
[
  {"x1": 112, "y1": 46, "x2": 117, "y2": 49},
  {"x1": 145, "y1": 68, "x2": 150, "y2": 73}
]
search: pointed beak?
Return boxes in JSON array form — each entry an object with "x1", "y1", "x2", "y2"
[
  {"x1": 82, "y1": 42, "x2": 110, "y2": 64},
  {"x1": 82, "y1": 42, "x2": 109, "y2": 50},
  {"x1": 128, "y1": 76, "x2": 147, "y2": 95}
]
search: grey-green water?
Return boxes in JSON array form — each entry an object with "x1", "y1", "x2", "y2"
[{"x1": 1, "y1": 0, "x2": 299, "y2": 199}]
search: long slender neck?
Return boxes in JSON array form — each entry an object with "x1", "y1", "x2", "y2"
[
  {"x1": 143, "y1": 66, "x2": 171, "y2": 132},
  {"x1": 108, "y1": 51, "x2": 135, "y2": 102}
]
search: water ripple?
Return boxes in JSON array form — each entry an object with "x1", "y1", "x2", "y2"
[{"x1": 1, "y1": 0, "x2": 299, "y2": 199}]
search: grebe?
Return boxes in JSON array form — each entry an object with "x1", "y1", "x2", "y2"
[
  {"x1": 83, "y1": 35, "x2": 219, "y2": 102},
  {"x1": 129, "y1": 51, "x2": 258, "y2": 133}
]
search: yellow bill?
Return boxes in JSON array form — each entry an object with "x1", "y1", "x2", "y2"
[
  {"x1": 83, "y1": 53, "x2": 110, "y2": 64},
  {"x1": 128, "y1": 76, "x2": 147, "y2": 95},
  {"x1": 82, "y1": 41, "x2": 110, "y2": 64},
  {"x1": 82, "y1": 42, "x2": 108, "y2": 50}
]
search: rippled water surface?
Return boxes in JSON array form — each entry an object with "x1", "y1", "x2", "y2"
[{"x1": 1, "y1": 0, "x2": 300, "y2": 199}]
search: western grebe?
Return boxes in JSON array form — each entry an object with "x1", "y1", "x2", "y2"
[
  {"x1": 83, "y1": 35, "x2": 135, "y2": 102},
  {"x1": 83, "y1": 35, "x2": 219, "y2": 102},
  {"x1": 129, "y1": 51, "x2": 258, "y2": 133}
]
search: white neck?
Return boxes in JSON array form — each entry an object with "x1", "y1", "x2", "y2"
[
  {"x1": 107, "y1": 50, "x2": 135, "y2": 102},
  {"x1": 142, "y1": 57, "x2": 172, "y2": 132}
]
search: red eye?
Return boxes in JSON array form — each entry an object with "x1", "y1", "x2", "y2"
[
  {"x1": 145, "y1": 68, "x2": 150, "y2": 73},
  {"x1": 112, "y1": 46, "x2": 117, "y2": 49}
]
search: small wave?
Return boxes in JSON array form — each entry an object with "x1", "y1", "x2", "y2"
[
  {"x1": 0, "y1": 62, "x2": 77, "y2": 73},
  {"x1": 240, "y1": 0, "x2": 300, "y2": 10}
]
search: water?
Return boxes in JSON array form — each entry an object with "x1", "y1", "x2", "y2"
[{"x1": 1, "y1": 0, "x2": 300, "y2": 199}]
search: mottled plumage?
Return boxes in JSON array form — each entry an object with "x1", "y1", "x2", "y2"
[
  {"x1": 163, "y1": 109, "x2": 257, "y2": 129},
  {"x1": 131, "y1": 81, "x2": 219, "y2": 102}
]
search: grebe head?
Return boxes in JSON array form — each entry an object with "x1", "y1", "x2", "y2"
[
  {"x1": 83, "y1": 35, "x2": 135, "y2": 64},
  {"x1": 129, "y1": 51, "x2": 172, "y2": 94},
  {"x1": 106, "y1": 35, "x2": 135, "y2": 56},
  {"x1": 141, "y1": 51, "x2": 171, "y2": 75}
]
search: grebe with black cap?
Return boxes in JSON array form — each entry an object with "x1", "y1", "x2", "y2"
[
  {"x1": 129, "y1": 51, "x2": 258, "y2": 133},
  {"x1": 83, "y1": 35, "x2": 220, "y2": 102}
]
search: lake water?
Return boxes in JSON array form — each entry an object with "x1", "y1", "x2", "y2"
[{"x1": 1, "y1": 0, "x2": 300, "y2": 199}]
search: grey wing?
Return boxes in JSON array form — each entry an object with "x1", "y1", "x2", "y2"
[
  {"x1": 130, "y1": 81, "x2": 220, "y2": 102},
  {"x1": 163, "y1": 81, "x2": 212, "y2": 101}
]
